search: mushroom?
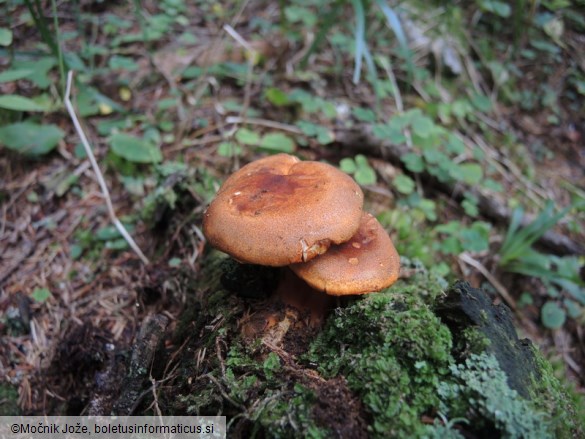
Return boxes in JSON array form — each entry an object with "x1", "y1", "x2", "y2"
[
  {"x1": 203, "y1": 153, "x2": 364, "y2": 266},
  {"x1": 203, "y1": 154, "x2": 400, "y2": 343},
  {"x1": 290, "y1": 213, "x2": 400, "y2": 295}
]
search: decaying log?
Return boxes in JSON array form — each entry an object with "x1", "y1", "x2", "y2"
[
  {"x1": 111, "y1": 313, "x2": 170, "y2": 415},
  {"x1": 333, "y1": 126, "x2": 585, "y2": 256}
]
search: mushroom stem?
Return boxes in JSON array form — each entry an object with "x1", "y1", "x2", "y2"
[{"x1": 273, "y1": 268, "x2": 334, "y2": 327}]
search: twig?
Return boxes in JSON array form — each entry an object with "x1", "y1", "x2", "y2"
[
  {"x1": 458, "y1": 252, "x2": 516, "y2": 311},
  {"x1": 223, "y1": 23, "x2": 255, "y2": 54},
  {"x1": 223, "y1": 24, "x2": 256, "y2": 123},
  {"x1": 225, "y1": 116, "x2": 303, "y2": 134},
  {"x1": 204, "y1": 373, "x2": 246, "y2": 410},
  {"x1": 64, "y1": 71, "x2": 149, "y2": 265}
]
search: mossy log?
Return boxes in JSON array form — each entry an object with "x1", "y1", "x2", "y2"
[{"x1": 109, "y1": 253, "x2": 582, "y2": 438}]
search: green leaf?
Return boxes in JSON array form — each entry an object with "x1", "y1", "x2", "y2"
[
  {"x1": 76, "y1": 85, "x2": 124, "y2": 117},
  {"x1": 263, "y1": 352, "x2": 281, "y2": 374},
  {"x1": 355, "y1": 166, "x2": 376, "y2": 185},
  {"x1": 541, "y1": 301, "x2": 566, "y2": 329},
  {"x1": 264, "y1": 88, "x2": 290, "y2": 106},
  {"x1": 96, "y1": 226, "x2": 122, "y2": 241},
  {"x1": 0, "y1": 27, "x2": 12, "y2": 46},
  {"x1": 470, "y1": 92, "x2": 492, "y2": 113},
  {"x1": 423, "y1": 148, "x2": 447, "y2": 165},
  {"x1": 108, "y1": 55, "x2": 139, "y2": 71},
  {"x1": 394, "y1": 174, "x2": 415, "y2": 194},
  {"x1": 411, "y1": 114, "x2": 435, "y2": 138},
  {"x1": 70, "y1": 244, "x2": 83, "y2": 260},
  {"x1": 462, "y1": 199, "x2": 479, "y2": 217},
  {"x1": 455, "y1": 163, "x2": 483, "y2": 185},
  {"x1": 259, "y1": 133, "x2": 295, "y2": 153},
  {"x1": 480, "y1": 0, "x2": 511, "y2": 17},
  {"x1": 285, "y1": 5, "x2": 317, "y2": 26},
  {"x1": 372, "y1": 123, "x2": 406, "y2": 144},
  {"x1": 434, "y1": 221, "x2": 460, "y2": 235},
  {"x1": 401, "y1": 153, "x2": 425, "y2": 173},
  {"x1": 484, "y1": 178, "x2": 504, "y2": 192},
  {"x1": 31, "y1": 287, "x2": 51, "y2": 303},
  {"x1": 460, "y1": 222, "x2": 491, "y2": 252},
  {"x1": 353, "y1": 154, "x2": 376, "y2": 184},
  {"x1": 518, "y1": 292, "x2": 534, "y2": 307},
  {"x1": 551, "y1": 278, "x2": 585, "y2": 305},
  {"x1": 0, "y1": 69, "x2": 34, "y2": 83},
  {"x1": 340, "y1": 158, "x2": 357, "y2": 173},
  {"x1": 110, "y1": 133, "x2": 162, "y2": 163},
  {"x1": 0, "y1": 95, "x2": 47, "y2": 112},
  {"x1": 353, "y1": 107, "x2": 376, "y2": 122},
  {"x1": 217, "y1": 141, "x2": 242, "y2": 157},
  {"x1": 418, "y1": 198, "x2": 437, "y2": 221},
  {"x1": 235, "y1": 128, "x2": 261, "y2": 145},
  {"x1": 564, "y1": 299, "x2": 581, "y2": 319},
  {"x1": 451, "y1": 99, "x2": 472, "y2": 118},
  {"x1": 12, "y1": 57, "x2": 55, "y2": 89},
  {"x1": 0, "y1": 122, "x2": 64, "y2": 155},
  {"x1": 168, "y1": 257, "x2": 182, "y2": 267},
  {"x1": 439, "y1": 236, "x2": 462, "y2": 255},
  {"x1": 296, "y1": 121, "x2": 333, "y2": 144},
  {"x1": 105, "y1": 238, "x2": 129, "y2": 250}
]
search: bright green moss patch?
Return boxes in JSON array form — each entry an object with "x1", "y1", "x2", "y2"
[
  {"x1": 528, "y1": 349, "x2": 585, "y2": 438},
  {"x1": 307, "y1": 286, "x2": 453, "y2": 437}
]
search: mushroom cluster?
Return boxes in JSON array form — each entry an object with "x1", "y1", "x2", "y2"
[{"x1": 203, "y1": 153, "x2": 400, "y2": 297}]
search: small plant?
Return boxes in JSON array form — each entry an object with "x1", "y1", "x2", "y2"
[
  {"x1": 498, "y1": 201, "x2": 569, "y2": 267},
  {"x1": 498, "y1": 201, "x2": 585, "y2": 328},
  {"x1": 339, "y1": 154, "x2": 376, "y2": 185}
]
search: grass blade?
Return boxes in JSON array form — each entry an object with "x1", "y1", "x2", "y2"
[
  {"x1": 375, "y1": 0, "x2": 414, "y2": 85},
  {"x1": 351, "y1": 0, "x2": 366, "y2": 84}
]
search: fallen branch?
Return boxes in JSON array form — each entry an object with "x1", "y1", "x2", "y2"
[
  {"x1": 333, "y1": 125, "x2": 585, "y2": 256},
  {"x1": 112, "y1": 313, "x2": 170, "y2": 415},
  {"x1": 64, "y1": 71, "x2": 149, "y2": 265}
]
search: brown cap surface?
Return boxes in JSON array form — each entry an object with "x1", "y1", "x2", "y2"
[
  {"x1": 290, "y1": 213, "x2": 400, "y2": 295},
  {"x1": 203, "y1": 154, "x2": 364, "y2": 266}
]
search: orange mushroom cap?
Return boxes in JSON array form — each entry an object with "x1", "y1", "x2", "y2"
[
  {"x1": 203, "y1": 154, "x2": 364, "y2": 266},
  {"x1": 290, "y1": 213, "x2": 400, "y2": 295}
]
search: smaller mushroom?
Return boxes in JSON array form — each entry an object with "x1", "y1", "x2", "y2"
[{"x1": 290, "y1": 213, "x2": 400, "y2": 295}]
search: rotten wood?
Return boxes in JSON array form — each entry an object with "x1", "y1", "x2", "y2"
[
  {"x1": 333, "y1": 125, "x2": 585, "y2": 256},
  {"x1": 111, "y1": 313, "x2": 170, "y2": 415}
]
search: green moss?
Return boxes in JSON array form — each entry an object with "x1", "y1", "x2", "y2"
[
  {"x1": 0, "y1": 384, "x2": 20, "y2": 415},
  {"x1": 246, "y1": 384, "x2": 330, "y2": 439},
  {"x1": 528, "y1": 349, "x2": 585, "y2": 438},
  {"x1": 306, "y1": 270, "x2": 453, "y2": 437},
  {"x1": 460, "y1": 327, "x2": 491, "y2": 354}
]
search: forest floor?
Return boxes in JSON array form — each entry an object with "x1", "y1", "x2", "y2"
[{"x1": 0, "y1": 0, "x2": 584, "y2": 421}]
